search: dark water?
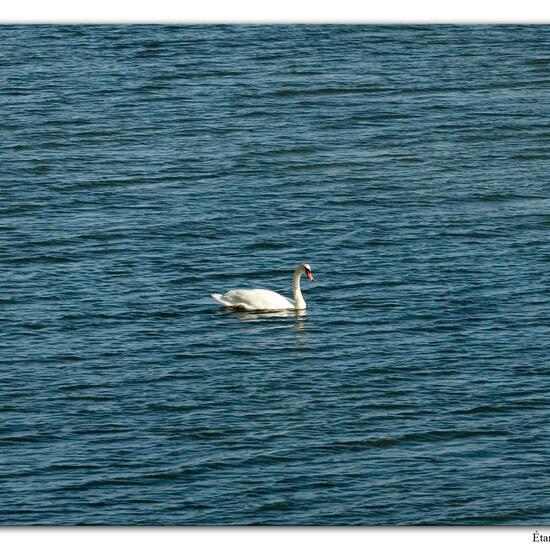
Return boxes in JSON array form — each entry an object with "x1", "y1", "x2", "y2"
[{"x1": 1, "y1": 24, "x2": 549, "y2": 525}]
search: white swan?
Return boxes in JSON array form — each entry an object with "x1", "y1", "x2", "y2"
[{"x1": 211, "y1": 263, "x2": 314, "y2": 311}]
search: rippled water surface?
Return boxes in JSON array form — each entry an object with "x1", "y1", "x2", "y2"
[{"x1": 1, "y1": 25, "x2": 550, "y2": 525}]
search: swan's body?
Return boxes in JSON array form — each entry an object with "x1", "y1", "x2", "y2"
[{"x1": 211, "y1": 263, "x2": 314, "y2": 311}]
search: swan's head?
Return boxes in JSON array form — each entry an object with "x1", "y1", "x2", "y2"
[{"x1": 300, "y1": 263, "x2": 314, "y2": 282}]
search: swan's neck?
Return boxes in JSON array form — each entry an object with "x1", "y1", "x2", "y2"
[{"x1": 292, "y1": 269, "x2": 306, "y2": 310}]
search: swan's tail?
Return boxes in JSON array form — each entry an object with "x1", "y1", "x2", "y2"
[{"x1": 211, "y1": 293, "x2": 231, "y2": 307}]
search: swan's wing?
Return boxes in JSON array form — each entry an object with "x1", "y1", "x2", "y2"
[{"x1": 212, "y1": 289, "x2": 295, "y2": 311}]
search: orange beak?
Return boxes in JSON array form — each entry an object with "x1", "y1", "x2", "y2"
[{"x1": 306, "y1": 270, "x2": 314, "y2": 281}]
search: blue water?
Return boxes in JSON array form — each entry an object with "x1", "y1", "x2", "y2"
[{"x1": 1, "y1": 24, "x2": 549, "y2": 525}]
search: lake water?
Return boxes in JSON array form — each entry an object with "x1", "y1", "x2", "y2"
[{"x1": 1, "y1": 24, "x2": 549, "y2": 525}]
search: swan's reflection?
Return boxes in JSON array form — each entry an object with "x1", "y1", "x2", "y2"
[{"x1": 227, "y1": 309, "x2": 307, "y2": 331}]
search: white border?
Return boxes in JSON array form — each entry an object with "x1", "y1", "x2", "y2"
[
  {"x1": 0, "y1": 526, "x2": 545, "y2": 550},
  {"x1": 2, "y1": 0, "x2": 550, "y2": 23}
]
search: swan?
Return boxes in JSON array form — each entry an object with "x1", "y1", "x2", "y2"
[{"x1": 211, "y1": 263, "x2": 314, "y2": 311}]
